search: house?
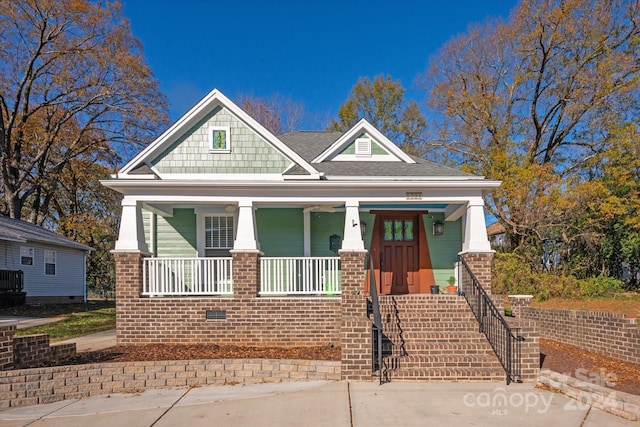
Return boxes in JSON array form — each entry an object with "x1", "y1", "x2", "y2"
[
  {"x1": 0, "y1": 216, "x2": 92, "y2": 304},
  {"x1": 487, "y1": 221, "x2": 507, "y2": 249},
  {"x1": 103, "y1": 89, "x2": 538, "y2": 382}
]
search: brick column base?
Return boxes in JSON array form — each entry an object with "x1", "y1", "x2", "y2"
[
  {"x1": 508, "y1": 318, "x2": 540, "y2": 382},
  {"x1": 460, "y1": 251, "x2": 494, "y2": 294},
  {"x1": 339, "y1": 250, "x2": 371, "y2": 381},
  {"x1": 231, "y1": 250, "x2": 261, "y2": 299},
  {"x1": 112, "y1": 251, "x2": 147, "y2": 345}
]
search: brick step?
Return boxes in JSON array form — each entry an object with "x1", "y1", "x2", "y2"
[
  {"x1": 380, "y1": 332, "x2": 489, "y2": 342},
  {"x1": 377, "y1": 303, "x2": 470, "y2": 312},
  {"x1": 381, "y1": 341, "x2": 496, "y2": 353},
  {"x1": 378, "y1": 313, "x2": 478, "y2": 321},
  {"x1": 381, "y1": 367, "x2": 506, "y2": 382},
  {"x1": 384, "y1": 353, "x2": 501, "y2": 366},
  {"x1": 380, "y1": 324, "x2": 481, "y2": 333}
]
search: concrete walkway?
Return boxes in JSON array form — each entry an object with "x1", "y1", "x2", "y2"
[{"x1": 0, "y1": 381, "x2": 636, "y2": 427}]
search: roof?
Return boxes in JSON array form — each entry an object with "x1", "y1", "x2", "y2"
[
  {"x1": 0, "y1": 216, "x2": 93, "y2": 252},
  {"x1": 487, "y1": 222, "x2": 506, "y2": 236},
  {"x1": 279, "y1": 131, "x2": 476, "y2": 178}
]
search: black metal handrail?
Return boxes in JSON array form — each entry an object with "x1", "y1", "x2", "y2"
[
  {"x1": 366, "y1": 254, "x2": 383, "y2": 385},
  {"x1": 458, "y1": 256, "x2": 523, "y2": 384},
  {"x1": 0, "y1": 269, "x2": 24, "y2": 292}
]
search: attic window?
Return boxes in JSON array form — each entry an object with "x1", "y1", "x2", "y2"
[
  {"x1": 355, "y1": 137, "x2": 371, "y2": 156},
  {"x1": 209, "y1": 126, "x2": 230, "y2": 152}
]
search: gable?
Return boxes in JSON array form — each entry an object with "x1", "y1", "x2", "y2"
[
  {"x1": 335, "y1": 132, "x2": 394, "y2": 159},
  {"x1": 150, "y1": 106, "x2": 290, "y2": 175}
]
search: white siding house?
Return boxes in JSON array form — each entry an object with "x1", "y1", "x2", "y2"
[{"x1": 0, "y1": 217, "x2": 92, "y2": 304}]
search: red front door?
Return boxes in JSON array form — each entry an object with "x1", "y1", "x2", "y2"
[{"x1": 379, "y1": 214, "x2": 420, "y2": 295}]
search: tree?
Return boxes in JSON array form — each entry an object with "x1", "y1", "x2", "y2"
[
  {"x1": 423, "y1": 0, "x2": 640, "y2": 252},
  {"x1": 329, "y1": 75, "x2": 428, "y2": 155},
  {"x1": 0, "y1": 0, "x2": 169, "y2": 221},
  {"x1": 237, "y1": 93, "x2": 308, "y2": 134}
]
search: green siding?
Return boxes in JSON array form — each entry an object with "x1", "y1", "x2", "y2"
[
  {"x1": 256, "y1": 208, "x2": 304, "y2": 256},
  {"x1": 152, "y1": 106, "x2": 290, "y2": 174},
  {"x1": 425, "y1": 213, "x2": 461, "y2": 287},
  {"x1": 309, "y1": 212, "x2": 345, "y2": 256},
  {"x1": 155, "y1": 208, "x2": 197, "y2": 257},
  {"x1": 339, "y1": 132, "x2": 388, "y2": 155},
  {"x1": 142, "y1": 209, "x2": 151, "y2": 254}
]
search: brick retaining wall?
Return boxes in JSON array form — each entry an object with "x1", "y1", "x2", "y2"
[
  {"x1": 0, "y1": 325, "x2": 77, "y2": 370},
  {"x1": 0, "y1": 358, "x2": 341, "y2": 409},
  {"x1": 520, "y1": 307, "x2": 640, "y2": 366}
]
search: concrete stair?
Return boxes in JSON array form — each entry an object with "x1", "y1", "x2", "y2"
[{"x1": 374, "y1": 294, "x2": 506, "y2": 382}]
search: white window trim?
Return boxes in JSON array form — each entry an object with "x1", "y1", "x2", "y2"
[
  {"x1": 355, "y1": 137, "x2": 372, "y2": 157},
  {"x1": 44, "y1": 249, "x2": 56, "y2": 276},
  {"x1": 203, "y1": 214, "x2": 235, "y2": 251},
  {"x1": 20, "y1": 246, "x2": 34, "y2": 267},
  {"x1": 208, "y1": 126, "x2": 231, "y2": 153}
]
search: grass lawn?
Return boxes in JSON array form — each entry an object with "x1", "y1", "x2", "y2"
[{"x1": 0, "y1": 301, "x2": 115, "y2": 343}]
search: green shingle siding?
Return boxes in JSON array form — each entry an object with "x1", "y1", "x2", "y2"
[
  {"x1": 339, "y1": 133, "x2": 388, "y2": 155},
  {"x1": 152, "y1": 106, "x2": 290, "y2": 174}
]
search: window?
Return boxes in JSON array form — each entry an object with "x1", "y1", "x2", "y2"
[
  {"x1": 208, "y1": 126, "x2": 230, "y2": 152},
  {"x1": 20, "y1": 247, "x2": 34, "y2": 266},
  {"x1": 355, "y1": 137, "x2": 371, "y2": 156},
  {"x1": 205, "y1": 216, "x2": 234, "y2": 249},
  {"x1": 383, "y1": 220, "x2": 414, "y2": 242},
  {"x1": 44, "y1": 250, "x2": 56, "y2": 275}
]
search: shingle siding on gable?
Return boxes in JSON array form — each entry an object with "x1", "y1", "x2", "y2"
[
  {"x1": 339, "y1": 133, "x2": 388, "y2": 155},
  {"x1": 151, "y1": 106, "x2": 290, "y2": 174}
]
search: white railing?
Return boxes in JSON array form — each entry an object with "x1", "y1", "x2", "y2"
[
  {"x1": 143, "y1": 258, "x2": 233, "y2": 296},
  {"x1": 260, "y1": 257, "x2": 341, "y2": 296}
]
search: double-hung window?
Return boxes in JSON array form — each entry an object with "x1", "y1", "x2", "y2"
[
  {"x1": 20, "y1": 247, "x2": 34, "y2": 266},
  {"x1": 205, "y1": 216, "x2": 234, "y2": 251},
  {"x1": 44, "y1": 249, "x2": 56, "y2": 275}
]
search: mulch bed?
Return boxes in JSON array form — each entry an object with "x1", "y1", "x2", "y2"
[{"x1": 540, "y1": 338, "x2": 640, "y2": 396}]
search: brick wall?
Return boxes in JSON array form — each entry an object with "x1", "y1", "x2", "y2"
[
  {"x1": 520, "y1": 307, "x2": 640, "y2": 366},
  {"x1": 114, "y1": 251, "x2": 342, "y2": 347},
  {"x1": 0, "y1": 358, "x2": 341, "y2": 409},
  {"x1": 0, "y1": 325, "x2": 15, "y2": 370},
  {"x1": 460, "y1": 252, "x2": 494, "y2": 294},
  {"x1": 0, "y1": 326, "x2": 77, "y2": 370}
]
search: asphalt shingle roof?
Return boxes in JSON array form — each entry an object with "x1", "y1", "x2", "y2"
[
  {"x1": 0, "y1": 216, "x2": 92, "y2": 251},
  {"x1": 278, "y1": 131, "x2": 476, "y2": 178}
]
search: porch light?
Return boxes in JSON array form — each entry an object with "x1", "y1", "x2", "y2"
[
  {"x1": 360, "y1": 221, "x2": 367, "y2": 238},
  {"x1": 433, "y1": 220, "x2": 444, "y2": 236}
]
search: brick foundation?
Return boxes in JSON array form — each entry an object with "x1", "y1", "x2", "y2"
[
  {"x1": 25, "y1": 296, "x2": 84, "y2": 305},
  {"x1": 113, "y1": 251, "x2": 341, "y2": 347}
]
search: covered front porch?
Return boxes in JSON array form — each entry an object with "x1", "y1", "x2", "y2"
[{"x1": 115, "y1": 193, "x2": 493, "y2": 298}]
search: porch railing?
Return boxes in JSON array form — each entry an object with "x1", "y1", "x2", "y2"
[
  {"x1": 143, "y1": 258, "x2": 233, "y2": 296},
  {"x1": 459, "y1": 256, "x2": 524, "y2": 384},
  {"x1": 260, "y1": 257, "x2": 341, "y2": 296},
  {"x1": 0, "y1": 269, "x2": 24, "y2": 292}
]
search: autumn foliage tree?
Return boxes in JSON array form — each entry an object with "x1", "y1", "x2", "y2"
[
  {"x1": 423, "y1": 0, "x2": 640, "y2": 280},
  {"x1": 0, "y1": 0, "x2": 168, "y2": 223},
  {"x1": 0, "y1": 0, "x2": 169, "y2": 297},
  {"x1": 329, "y1": 74, "x2": 428, "y2": 156}
]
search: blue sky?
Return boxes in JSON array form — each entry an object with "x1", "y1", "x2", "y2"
[{"x1": 122, "y1": 0, "x2": 518, "y2": 126}]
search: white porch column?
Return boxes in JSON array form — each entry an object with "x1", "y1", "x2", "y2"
[
  {"x1": 461, "y1": 197, "x2": 492, "y2": 252},
  {"x1": 233, "y1": 200, "x2": 258, "y2": 251},
  {"x1": 342, "y1": 199, "x2": 365, "y2": 251},
  {"x1": 114, "y1": 197, "x2": 149, "y2": 253}
]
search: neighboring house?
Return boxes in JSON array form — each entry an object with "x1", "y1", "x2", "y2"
[
  {"x1": 0, "y1": 216, "x2": 92, "y2": 304},
  {"x1": 487, "y1": 221, "x2": 507, "y2": 250},
  {"x1": 102, "y1": 90, "x2": 535, "y2": 382}
]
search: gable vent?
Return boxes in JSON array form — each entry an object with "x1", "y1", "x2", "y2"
[{"x1": 355, "y1": 137, "x2": 371, "y2": 156}]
